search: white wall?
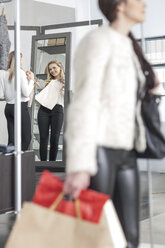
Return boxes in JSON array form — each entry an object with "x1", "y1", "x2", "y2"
[
  {"x1": 88, "y1": 0, "x2": 165, "y2": 39},
  {"x1": 143, "y1": 0, "x2": 165, "y2": 38},
  {"x1": 90, "y1": 0, "x2": 108, "y2": 24},
  {"x1": 1, "y1": 0, "x2": 75, "y2": 26},
  {"x1": 75, "y1": 0, "x2": 90, "y2": 22},
  {"x1": 34, "y1": 0, "x2": 76, "y2": 8}
]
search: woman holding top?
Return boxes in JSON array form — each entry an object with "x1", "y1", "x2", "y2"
[
  {"x1": 37, "y1": 60, "x2": 65, "y2": 161},
  {"x1": 64, "y1": 0, "x2": 158, "y2": 247},
  {"x1": 0, "y1": 51, "x2": 34, "y2": 151}
]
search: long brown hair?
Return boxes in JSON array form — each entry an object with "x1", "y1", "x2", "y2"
[
  {"x1": 99, "y1": 0, "x2": 155, "y2": 92},
  {"x1": 45, "y1": 61, "x2": 65, "y2": 84},
  {"x1": 7, "y1": 51, "x2": 23, "y2": 82}
]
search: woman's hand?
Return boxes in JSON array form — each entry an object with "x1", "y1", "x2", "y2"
[
  {"x1": 63, "y1": 172, "x2": 90, "y2": 198},
  {"x1": 26, "y1": 71, "x2": 34, "y2": 81}
]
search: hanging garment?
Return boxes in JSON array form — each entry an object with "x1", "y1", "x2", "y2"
[{"x1": 0, "y1": 15, "x2": 11, "y2": 70}]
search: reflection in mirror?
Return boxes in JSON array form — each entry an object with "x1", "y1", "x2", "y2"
[{"x1": 32, "y1": 37, "x2": 67, "y2": 162}]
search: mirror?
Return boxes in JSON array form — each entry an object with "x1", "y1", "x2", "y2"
[
  {"x1": 30, "y1": 32, "x2": 71, "y2": 163},
  {"x1": 0, "y1": 15, "x2": 101, "y2": 170}
]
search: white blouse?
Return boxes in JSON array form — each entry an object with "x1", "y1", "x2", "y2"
[
  {"x1": 65, "y1": 26, "x2": 147, "y2": 176},
  {"x1": 0, "y1": 69, "x2": 34, "y2": 104},
  {"x1": 57, "y1": 83, "x2": 64, "y2": 107},
  {"x1": 35, "y1": 79, "x2": 64, "y2": 109}
]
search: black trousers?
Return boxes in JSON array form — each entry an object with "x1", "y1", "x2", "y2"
[
  {"x1": 4, "y1": 102, "x2": 31, "y2": 151},
  {"x1": 90, "y1": 147, "x2": 139, "y2": 248},
  {"x1": 38, "y1": 104, "x2": 63, "y2": 161}
]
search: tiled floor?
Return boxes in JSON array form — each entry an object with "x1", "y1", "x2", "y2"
[
  {"x1": 140, "y1": 245, "x2": 165, "y2": 248},
  {"x1": 0, "y1": 212, "x2": 16, "y2": 248},
  {"x1": 140, "y1": 172, "x2": 165, "y2": 247}
]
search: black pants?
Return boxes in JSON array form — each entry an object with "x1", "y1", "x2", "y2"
[
  {"x1": 90, "y1": 147, "x2": 139, "y2": 248},
  {"x1": 38, "y1": 104, "x2": 63, "y2": 161},
  {"x1": 4, "y1": 102, "x2": 31, "y2": 151}
]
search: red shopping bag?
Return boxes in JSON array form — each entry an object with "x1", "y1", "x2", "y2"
[
  {"x1": 6, "y1": 170, "x2": 127, "y2": 248},
  {"x1": 33, "y1": 170, "x2": 109, "y2": 223}
]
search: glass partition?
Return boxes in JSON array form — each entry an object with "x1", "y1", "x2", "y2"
[{"x1": 140, "y1": 35, "x2": 165, "y2": 247}]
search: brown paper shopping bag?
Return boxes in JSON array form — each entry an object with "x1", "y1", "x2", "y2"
[{"x1": 5, "y1": 193, "x2": 126, "y2": 248}]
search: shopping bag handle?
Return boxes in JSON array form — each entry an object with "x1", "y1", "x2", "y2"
[{"x1": 49, "y1": 192, "x2": 82, "y2": 219}]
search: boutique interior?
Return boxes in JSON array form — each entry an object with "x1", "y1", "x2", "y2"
[{"x1": 0, "y1": 0, "x2": 165, "y2": 247}]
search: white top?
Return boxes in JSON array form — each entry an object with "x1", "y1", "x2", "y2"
[
  {"x1": 35, "y1": 79, "x2": 64, "y2": 110},
  {"x1": 56, "y1": 82, "x2": 64, "y2": 107},
  {"x1": 0, "y1": 69, "x2": 34, "y2": 104},
  {"x1": 65, "y1": 26, "x2": 147, "y2": 176}
]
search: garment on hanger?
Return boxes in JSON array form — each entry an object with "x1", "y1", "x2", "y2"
[{"x1": 0, "y1": 13, "x2": 11, "y2": 70}]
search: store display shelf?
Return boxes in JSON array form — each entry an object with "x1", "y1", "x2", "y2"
[{"x1": 38, "y1": 45, "x2": 66, "y2": 55}]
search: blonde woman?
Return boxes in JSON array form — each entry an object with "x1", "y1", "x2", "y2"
[
  {"x1": 37, "y1": 60, "x2": 65, "y2": 161},
  {"x1": 0, "y1": 51, "x2": 34, "y2": 151}
]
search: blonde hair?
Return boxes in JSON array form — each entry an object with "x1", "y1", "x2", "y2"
[
  {"x1": 7, "y1": 51, "x2": 23, "y2": 82},
  {"x1": 45, "y1": 61, "x2": 65, "y2": 84}
]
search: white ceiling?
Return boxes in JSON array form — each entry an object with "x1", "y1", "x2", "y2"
[
  {"x1": 3, "y1": 0, "x2": 75, "y2": 26},
  {"x1": 34, "y1": 0, "x2": 76, "y2": 8}
]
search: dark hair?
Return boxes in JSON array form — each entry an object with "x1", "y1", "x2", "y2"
[
  {"x1": 128, "y1": 33, "x2": 155, "y2": 91},
  {"x1": 99, "y1": 0, "x2": 123, "y2": 22},
  {"x1": 98, "y1": 0, "x2": 155, "y2": 92}
]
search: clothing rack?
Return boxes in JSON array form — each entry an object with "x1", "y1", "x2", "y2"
[{"x1": 14, "y1": 0, "x2": 22, "y2": 214}]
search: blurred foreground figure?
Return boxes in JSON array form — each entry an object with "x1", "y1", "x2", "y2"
[{"x1": 64, "y1": 1, "x2": 157, "y2": 247}]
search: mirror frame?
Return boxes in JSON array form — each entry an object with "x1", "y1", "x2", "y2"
[{"x1": 30, "y1": 32, "x2": 71, "y2": 169}]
